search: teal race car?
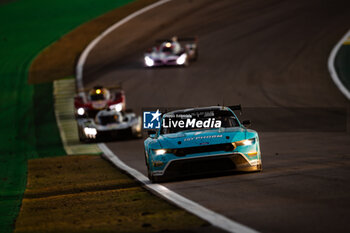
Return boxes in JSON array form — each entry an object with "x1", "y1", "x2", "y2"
[{"x1": 144, "y1": 105, "x2": 262, "y2": 182}]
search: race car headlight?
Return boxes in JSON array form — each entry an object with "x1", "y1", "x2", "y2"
[
  {"x1": 77, "y1": 107, "x2": 85, "y2": 116},
  {"x1": 176, "y1": 53, "x2": 187, "y2": 65},
  {"x1": 144, "y1": 56, "x2": 154, "y2": 67},
  {"x1": 110, "y1": 103, "x2": 123, "y2": 112},
  {"x1": 84, "y1": 127, "x2": 97, "y2": 136},
  {"x1": 153, "y1": 149, "x2": 167, "y2": 155},
  {"x1": 234, "y1": 138, "x2": 256, "y2": 147}
]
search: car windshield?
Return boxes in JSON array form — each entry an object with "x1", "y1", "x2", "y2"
[
  {"x1": 98, "y1": 115, "x2": 119, "y2": 125},
  {"x1": 161, "y1": 46, "x2": 173, "y2": 53},
  {"x1": 161, "y1": 109, "x2": 239, "y2": 134},
  {"x1": 90, "y1": 93, "x2": 105, "y2": 101}
]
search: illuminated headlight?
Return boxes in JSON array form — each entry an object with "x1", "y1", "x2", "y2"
[
  {"x1": 77, "y1": 107, "x2": 85, "y2": 116},
  {"x1": 144, "y1": 56, "x2": 154, "y2": 67},
  {"x1": 154, "y1": 149, "x2": 167, "y2": 155},
  {"x1": 110, "y1": 103, "x2": 123, "y2": 112},
  {"x1": 234, "y1": 138, "x2": 256, "y2": 147},
  {"x1": 176, "y1": 53, "x2": 187, "y2": 65},
  {"x1": 84, "y1": 127, "x2": 97, "y2": 136}
]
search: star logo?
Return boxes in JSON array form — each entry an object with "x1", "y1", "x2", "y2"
[
  {"x1": 143, "y1": 109, "x2": 162, "y2": 129},
  {"x1": 151, "y1": 109, "x2": 162, "y2": 122}
]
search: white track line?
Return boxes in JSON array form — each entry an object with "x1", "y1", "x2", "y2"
[
  {"x1": 99, "y1": 144, "x2": 259, "y2": 233},
  {"x1": 328, "y1": 29, "x2": 350, "y2": 100},
  {"x1": 76, "y1": 1, "x2": 260, "y2": 232},
  {"x1": 76, "y1": 0, "x2": 172, "y2": 91}
]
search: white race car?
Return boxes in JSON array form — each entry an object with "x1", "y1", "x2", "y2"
[
  {"x1": 77, "y1": 109, "x2": 142, "y2": 142},
  {"x1": 74, "y1": 85, "x2": 125, "y2": 119},
  {"x1": 144, "y1": 37, "x2": 198, "y2": 67}
]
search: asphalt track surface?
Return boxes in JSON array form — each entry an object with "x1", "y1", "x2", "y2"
[{"x1": 83, "y1": 0, "x2": 350, "y2": 232}]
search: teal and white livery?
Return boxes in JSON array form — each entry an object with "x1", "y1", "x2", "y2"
[{"x1": 144, "y1": 105, "x2": 262, "y2": 182}]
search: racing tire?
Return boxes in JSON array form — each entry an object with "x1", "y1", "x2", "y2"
[
  {"x1": 147, "y1": 166, "x2": 154, "y2": 182},
  {"x1": 148, "y1": 172, "x2": 154, "y2": 182},
  {"x1": 148, "y1": 173, "x2": 163, "y2": 183},
  {"x1": 146, "y1": 163, "x2": 163, "y2": 183},
  {"x1": 257, "y1": 163, "x2": 263, "y2": 172},
  {"x1": 145, "y1": 151, "x2": 153, "y2": 181},
  {"x1": 145, "y1": 150, "x2": 164, "y2": 183}
]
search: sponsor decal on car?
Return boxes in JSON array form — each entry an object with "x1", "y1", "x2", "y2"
[{"x1": 184, "y1": 135, "x2": 223, "y2": 141}]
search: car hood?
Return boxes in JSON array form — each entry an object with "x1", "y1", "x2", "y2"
[{"x1": 156, "y1": 127, "x2": 254, "y2": 149}]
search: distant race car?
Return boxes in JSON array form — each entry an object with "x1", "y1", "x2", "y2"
[
  {"x1": 74, "y1": 85, "x2": 125, "y2": 118},
  {"x1": 78, "y1": 108, "x2": 142, "y2": 142},
  {"x1": 144, "y1": 105, "x2": 262, "y2": 182},
  {"x1": 144, "y1": 36, "x2": 198, "y2": 67}
]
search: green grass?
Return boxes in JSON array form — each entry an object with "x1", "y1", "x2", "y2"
[{"x1": 0, "y1": 0, "x2": 134, "y2": 232}]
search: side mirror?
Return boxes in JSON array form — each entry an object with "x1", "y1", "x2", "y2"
[{"x1": 242, "y1": 120, "x2": 251, "y2": 128}]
